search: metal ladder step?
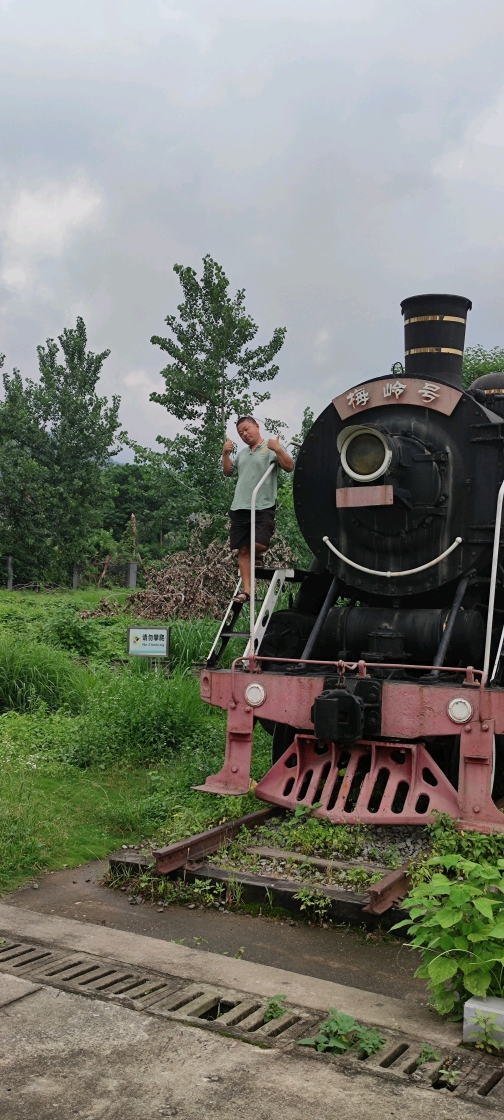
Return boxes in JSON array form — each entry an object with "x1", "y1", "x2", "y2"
[{"x1": 206, "y1": 569, "x2": 294, "y2": 667}]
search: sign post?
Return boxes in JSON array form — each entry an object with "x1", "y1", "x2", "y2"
[{"x1": 127, "y1": 626, "x2": 170, "y2": 668}]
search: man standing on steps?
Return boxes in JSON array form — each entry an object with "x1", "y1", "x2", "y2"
[{"x1": 222, "y1": 416, "x2": 294, "y2": 605}]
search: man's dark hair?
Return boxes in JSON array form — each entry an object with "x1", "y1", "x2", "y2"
[{"x1": 236, "y1": 415, "x2": 258, "y2": 428}]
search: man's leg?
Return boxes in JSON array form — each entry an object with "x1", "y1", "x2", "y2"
[{"x1": 237, "y1": 542, "x2": 267, "y2": 596}]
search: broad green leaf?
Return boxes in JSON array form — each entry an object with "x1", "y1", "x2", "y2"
[
  {"x1": 440, "y1": 856, "x2": 462, "y2": 870},
  {"x1": 436, "y1": 908, "x2": 463, "y2": 929},
  {"x1": 429, "y1": 875, "x2": 451, "y2": 892},
  {"x1": 490, "y1": 926, "x2": 504, "y2": 939},
  {"x1": 453, "y1": 936, "x2": 469, "y2": 950},
  {"x1": 448, "y1": 886, "x2": 473, "y2": 906},
  {"x1": 427, "y1": 956, "x2": 459, "y2": 983},
  {"x1": 462, "y1": 968, "x2": 491, "y2": 998},
  {"x1": 473, "y1": 898, "x2": 495, "y2": 920},
  {"x1": 468, "y1": 929, "x2": 494, "y2": 943},
  {"x1": 433, "y1": 989, "x2": 456, "y2": 1014}
]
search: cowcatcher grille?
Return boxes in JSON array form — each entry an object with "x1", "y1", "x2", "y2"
[{"x1": 254, "y1": 735, "x2": 460, "y2": 824}]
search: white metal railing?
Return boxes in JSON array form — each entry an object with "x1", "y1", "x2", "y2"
[
  {"x1": 323, "y1": 534, "x2": 463, "y2": 578},
  {"x1": 206, "y1": 577, "x2": 242, "y2": 665},
  {"x1": 249, "y1": 462, "x2": 277, "y2": 658},
  {"x1": 484, "y1": 478, "x2": 504, "y2": 680},
  {"x1": 248, "y1": 438, "x2": 298, "y2": 659},
  {"x1": 243, "y1": 567, "x2": 294, "y2": 660}
]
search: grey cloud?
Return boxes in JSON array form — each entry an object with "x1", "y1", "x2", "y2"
[{"x1": 1, "y1": 0, "x2": 504, "y2": 447}]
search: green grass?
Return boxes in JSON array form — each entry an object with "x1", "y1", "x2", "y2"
[
  {"x1": 0, "y1": 706, "x2": 270, "y2": 892},
  {"x1": 0, "y1": 588, "x2": 239, "y2": 669},
  {"x1": 0, "y1": 637, "x2": 89, "y2": 714},
  {"x1": 0, "y1": 587, "x2": 272, "y2": 893},
  {"x1": 0, "y1": 767, "x2": 153, "y2": 893}
]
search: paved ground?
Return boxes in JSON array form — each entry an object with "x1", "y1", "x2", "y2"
[
  {"x1": 0, "y1": 956, "x2": 484, "y2": 1120},
  {"x1": 1, "y1": 860, "x2": 425, "y2": 1002},
  {"x1": 0, "y1": 867, "x2": 490, "y2": 1119}
]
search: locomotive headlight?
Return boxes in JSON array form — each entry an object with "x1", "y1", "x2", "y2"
[{"x1": 338, "y1": 426, "x2": 392, "y2": 483}]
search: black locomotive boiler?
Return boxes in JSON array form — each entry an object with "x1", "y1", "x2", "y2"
[{"x1": 199, "y1": 294, "x2": 504, "y2": 832}]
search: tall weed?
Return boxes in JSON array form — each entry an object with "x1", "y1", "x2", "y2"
[
  {"x1": 68, "y1": 669, "x2": 225, "y2": 767},
  {"x1": 0, "y1": 638, "x2": 88, "y2": 714}
]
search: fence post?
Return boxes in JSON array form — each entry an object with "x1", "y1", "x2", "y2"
[
  {"x1": 72, "y1": 563, "x2": 81, "y2": 591},
  {"x1": 6, "y1": 555, "x2": 13, "y2": 591},
  {"x1": 125, "y1": 561, "x2": 137, "y2": 589}
]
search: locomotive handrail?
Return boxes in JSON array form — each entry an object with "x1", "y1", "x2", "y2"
[
  {"x1": 484, "y1": 477, "x2": 504, "y2": 680},
  {"x1": 322, "y1": 534, "x2": 462, "y2": 578},
  {"x1": 249, "y1": 438, "x2": 296, "y2": 663},
  {"x1": 229, "y1": 653, "x2": 483, "y2": 705},
  {"x1": 249, "y1": 461, "x2": 277, "y2": 661}
]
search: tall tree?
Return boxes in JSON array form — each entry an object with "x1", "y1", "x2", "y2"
[
  {"x1": 0, "y1": 318, "x2": 122, "y2": 584},
  {"x1": 462, "y1": 345, "x2": 504, "y2": 388},
  {"x1": 102, "y1": 441, "x2": 200, "y2": 560},
  {"x1": 150, "y1": 256, "x2": 286, "y2": 529}
]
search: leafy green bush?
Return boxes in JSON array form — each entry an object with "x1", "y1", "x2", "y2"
[
  {"x1": 299, "y1": 1010, "x2": 384, "y2": 1056},
  {"x1": 395, "y1": 856, "x2": 504, "y2": 1020},
  {"x1": 425, "y1": 811, "x2": 504, "y2": 864},
  {"x1": 43, "y1": 603, "x2": 100, "y2": 657},
  {"x1": 0, "y1": 638, "x2": 88, "y2": 714}
]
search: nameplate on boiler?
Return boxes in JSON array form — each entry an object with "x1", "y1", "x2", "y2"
[{"x1": 336, "y1": 485, "x2": 394, "y2": 508}]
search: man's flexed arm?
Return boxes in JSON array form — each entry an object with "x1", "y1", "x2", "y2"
[
  {"x1": 267, "y1": 437, "x2": 294, "y2": 473},
  {"x1": 222, "y1": 438, "x2": 235, "y2": 476}
]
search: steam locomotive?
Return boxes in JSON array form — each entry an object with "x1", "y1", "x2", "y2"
[{"x1": 199, "y1": 295, "x2": 504, "y2": 833}]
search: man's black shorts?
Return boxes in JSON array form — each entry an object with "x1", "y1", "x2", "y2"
[{"x1": 229, "y1": 506, "x2": 276, "y2": 551}]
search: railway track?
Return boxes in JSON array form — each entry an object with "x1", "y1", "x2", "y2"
[{"x1": 109, "y1": 809, "x2": 413, "y2": 926}]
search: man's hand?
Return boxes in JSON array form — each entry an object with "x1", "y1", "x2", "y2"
[
  {"x1": 267, "y1": 437, "x2": 294, "y2": 473},
  {"x1": 222, "y1": 437, "x2": 235, "y2": 476}
]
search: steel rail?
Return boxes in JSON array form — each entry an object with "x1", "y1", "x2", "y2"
[{"x1": 152, "y1": 807, "x2": 278, "y2": 875}]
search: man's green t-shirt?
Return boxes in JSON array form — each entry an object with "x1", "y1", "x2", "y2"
[{"x1": 230, "y1": 441, "x2": 278, "y2": 511}]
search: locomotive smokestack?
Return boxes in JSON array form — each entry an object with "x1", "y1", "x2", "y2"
[{"x1": 400, "y1": 293, "x2": 472, "y2": 390}]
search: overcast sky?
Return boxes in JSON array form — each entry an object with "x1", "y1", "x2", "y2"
[{"x1": 1, "y1": 0, "x2": 504, "y2": 451}]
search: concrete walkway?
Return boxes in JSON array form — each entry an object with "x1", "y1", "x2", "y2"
[
  {"x1": 0, "y1": 902, "x2": 459, "y2": 1044},
  {"x1": 0, "y1": 902, "x2": 484, "y2": 1120}
]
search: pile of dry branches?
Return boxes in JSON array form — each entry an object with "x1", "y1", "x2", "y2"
[
  {"x1": 80, "y1": 597, "x2": 122, "y2": 620},
  {"x1": 127, "y1": 520, "x2": 298, "y2": 621}
]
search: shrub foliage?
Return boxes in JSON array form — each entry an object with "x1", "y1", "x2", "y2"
[{"x1": 395, "y1": 856, "x2": 504, "y2": 1020}]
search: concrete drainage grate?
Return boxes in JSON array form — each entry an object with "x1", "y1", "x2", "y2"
[
  {"x1": 0, "y1": 936, "x2": 313, "y2": 1045},
  {"x1": 1, "y1": 935, "x2": 504, "y2": 1107}
]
